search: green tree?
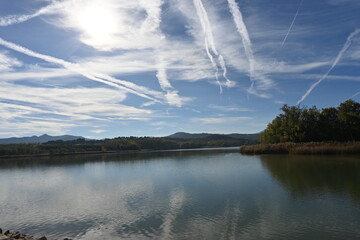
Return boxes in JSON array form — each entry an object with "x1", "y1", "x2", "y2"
[
  {"x1": 260, "y1": 100, "x2": 360, "y2": 143},
  {"x1": 338, "y1": 100, "x2": 360, "y2": 141}
]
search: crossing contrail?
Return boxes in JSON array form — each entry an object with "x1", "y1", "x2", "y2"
[
  {"x1": 281, "y1": 0, "x2": 304, "y2": 47},
  {"x1": 297, "y1": 29, "x2": 360, "y2": 105}
]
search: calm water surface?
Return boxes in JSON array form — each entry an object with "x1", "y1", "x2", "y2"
[{"x1": 0, "y1": 149, "x2": 359, "y2": 239}]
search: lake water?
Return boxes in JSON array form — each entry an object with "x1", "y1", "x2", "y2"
[{"x1": 0, "y1": 149, "x2": 359, "y2": 239}]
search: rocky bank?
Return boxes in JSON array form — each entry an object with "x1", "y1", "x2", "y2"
[{"x1": 0, "y1": 229, "x2": 72, "y2": 240}]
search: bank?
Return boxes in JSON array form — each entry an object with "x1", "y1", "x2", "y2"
[
  {"x1": 240, "y1": 142, "x2": 360, "y2": 155},
  {"x1": 0, "y1": 228, "x2": 71, "y2": 240}
]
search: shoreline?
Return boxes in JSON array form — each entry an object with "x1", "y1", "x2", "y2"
[
  {"x1": 0, "y1": 228, "x2": 71, "y2": 240},
  {"x1": 0, "y1": 146, "x2": 240, "y2": 160},
  {"x1": 0, "y1": 149, "x2": 150, "y2": 160},
  {"x1": 240, "y1": 142, "x2": 360, "y2": 155}
]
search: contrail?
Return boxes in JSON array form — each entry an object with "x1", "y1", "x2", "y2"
[
  {"x1": 227, "y1": 0, "x2": 274, "y2": 96},
  {"x1": 194, "y1": 0, "x2": 233, "y2": 92},
  {"x1": 297, "y1": 29, "x2": 360, "y2": 105},
  {"x1": 281, "y1": 0, "x2": 303, "y2": 47},
  {"x1": 0, "y1": 37, "x2": 163, "y2": 103},
  {"x1": 218, "y1": 55, "x2": 234, "y2": 87},
  {"x1": 349, "y1": 90, "x2": 360, "y2": 99},
  {"x1": 226, "y1": 0, "x2": 255, "y2": 86},
  {"x1": 141, "y1": 0, "x2": 182, "y2": 106},
  {"x1": 193, "y1": 0, "x2": 218, "y2": 55},
  {"x1": 205, "y1": 38, "x2": 222, "y2": 93},
  {"x1": 156, "y1": 59, "x2": 182, "y2": 107}
]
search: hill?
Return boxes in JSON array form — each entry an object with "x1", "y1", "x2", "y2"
[
  {"x1": 166, "y1": 132, "x2": 260, "y2": 141},
  {"x1": 0, "y1": 134, "x2": 85, "y2": 144}
]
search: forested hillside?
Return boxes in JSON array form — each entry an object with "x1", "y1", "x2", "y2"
[{"x1": 0, "y1": 133, "x2": 258, "y2": 157}]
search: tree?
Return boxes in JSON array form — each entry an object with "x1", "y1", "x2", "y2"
[
  {"x1": 338, "y1": 100, "x2": 360, "y2": 141},
  {"x1": 260, "y1": 100, "x2": 360, "y2": 143}
]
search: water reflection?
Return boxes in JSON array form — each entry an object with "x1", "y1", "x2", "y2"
[
  {"x1": 260, "y1": 155, "x2": 360, "y2": 203},
  {"x1": 0, "y1": 150, "x2": 359, "y2": 239},
  {"x1": 0, "y1": 148, "x2": 239, "y2": 169}
]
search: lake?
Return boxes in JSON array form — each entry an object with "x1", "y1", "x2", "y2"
[{"x1": 0, "y1": 148, "x2": 359, "y2": 239}]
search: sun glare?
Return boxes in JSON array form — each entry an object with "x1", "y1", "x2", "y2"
[{"x1": 76, "y1": 2, "x2": 118, "y2": 42}]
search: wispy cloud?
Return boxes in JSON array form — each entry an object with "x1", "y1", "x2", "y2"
[
  {"x1": 0, "y1": 51, "x2": 22, "y2": 71},
  {"x1": 0, "y1": 67, "x2": 75, "y2": 82},
  {"x1": 0, "y1": 37, "x2": 166, "y2": 103},
  {"x1": 0, "y1": 2, "x2": 61, "y2": 26},
  {"x1": 0, "y1": 82, "x2": 153, "y2": 137},
  {"x1": 192, "y1": 116, "x2": 252, "y2": 124},
  {"x1": 0, "y1": 120, "x2": 76, "y2": 137},
  {"x1": 208, "y1": 104, "x2": 254, "y2": 112},
  {"x1": 143, "y1": 0, "x2": 182, "y2": 107},
  {"x1": 156, "y1": 60, "x2": 182, "y2": 107},
  {"x1": 91, "y1": 129, "x2": 107, "y2": 134},
  {"x1": 297, "y1": 29, "x2": 360, "y2": 105},
  {"x1": 0, "y1": 83, "x2": 152, "y2": 119}
]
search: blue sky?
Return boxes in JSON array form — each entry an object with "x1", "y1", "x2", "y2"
[{"x1": 0, "y1": 0, "x2": 359, "y2": 138}]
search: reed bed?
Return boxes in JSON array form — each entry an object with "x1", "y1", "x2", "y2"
[{"x1": 240, "y1": 142, "x2": 360, "y2": 155}]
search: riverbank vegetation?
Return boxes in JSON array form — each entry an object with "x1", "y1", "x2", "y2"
[
  {"x1": 241, "y1": 99, "x2": 360, "y2": 154},
  {"x1": 240, "y1": 142, "x2": 360, "y2": 154}
]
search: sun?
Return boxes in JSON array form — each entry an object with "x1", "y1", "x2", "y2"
[{"x1": 75, "y1": 2, "x2": 118, "y2": 43}]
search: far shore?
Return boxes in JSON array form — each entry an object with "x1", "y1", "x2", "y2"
[
  {"x1": 0, "y1": 149, "x2": 144, "y2": 160},
  {"x1": 240, "y1": 142, "x2": 360, "y2": 155},
  {"x1": 0, "y1": 146, "x2": 239, "y2": 160}
]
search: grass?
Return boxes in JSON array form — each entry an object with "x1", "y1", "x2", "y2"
[{"x1": 240, "y1": 142, "x2": 360, "y2": 155}]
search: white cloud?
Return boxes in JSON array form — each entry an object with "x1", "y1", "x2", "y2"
[
  {"x1": 0, "y1": 67, "x2": 75, "y2": 81},
  {"x1": 208, "y1": 104, "x2": 254, "y2": 112},
  {"x1": 192, "y1": 116, "x2": 252, "y2": 124},
  {"x1": 0, "y1": 82, "x2": 153, "y2": 119},
  {"x1": 0, "y1": 82, "x2": 154, "y2": 137},
  {"x1": 0, "y1": 51, "x2": 22, "y2": 71},
  {"x1": 54, "y1": 0, "x2": 165, "y2": 51},
  {"x1": 91, "y1": 129, "x2": 107, "y2": 134},
  {"x1": 0, "y1": 120, "x2": 76, "y2": 137},
  {"x1": 0, "y1": 2, "x2": 61, "y2": 26},
  {"x1": 0, "y1": 37, "x2": 168, "y2": 103}
]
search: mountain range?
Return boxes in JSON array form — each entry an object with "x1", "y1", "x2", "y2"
[
  {"x1": 0, "y1": 132, "x2": 260, "y2": 144},
  {"x1": 166, "y1": 132, "x2": 260, "y2": 141},
  {"x1": 0, "y1": 134, "x2": 84, "y2": 144}
]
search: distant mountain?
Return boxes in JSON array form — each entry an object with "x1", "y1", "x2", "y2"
[
  {"x1": 0, "y1": 134, "x2": 85, "y2": 144},
  {"x1": 166, "y1": 132, "x2": 213, "y2": 139},
  {"x1": 165, "y1": 132, "x2": 260, "y2": 141}
]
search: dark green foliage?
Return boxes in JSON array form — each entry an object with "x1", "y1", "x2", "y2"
[
  {"x1": 0, "y1": 134, "x2": 258, "y2": 157},
  {"x1": 260, "y1": 100, "x2": 360, "y2": 143}
]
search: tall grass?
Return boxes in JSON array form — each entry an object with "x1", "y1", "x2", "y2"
[{"x1": 240, "y1": 142, "x2": 360, "y2": 155}]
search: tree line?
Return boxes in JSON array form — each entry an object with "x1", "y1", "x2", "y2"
[
  {"x1": 0, "y1": 136, "x2": 257, "y2": 157},
  {"x1": 260, "y1": 99, "x2": 360, "y2": 143}
]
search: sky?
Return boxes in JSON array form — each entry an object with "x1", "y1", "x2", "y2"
[{"x1": 0, "y1": 0, "x2": 359, "y2": 139}]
